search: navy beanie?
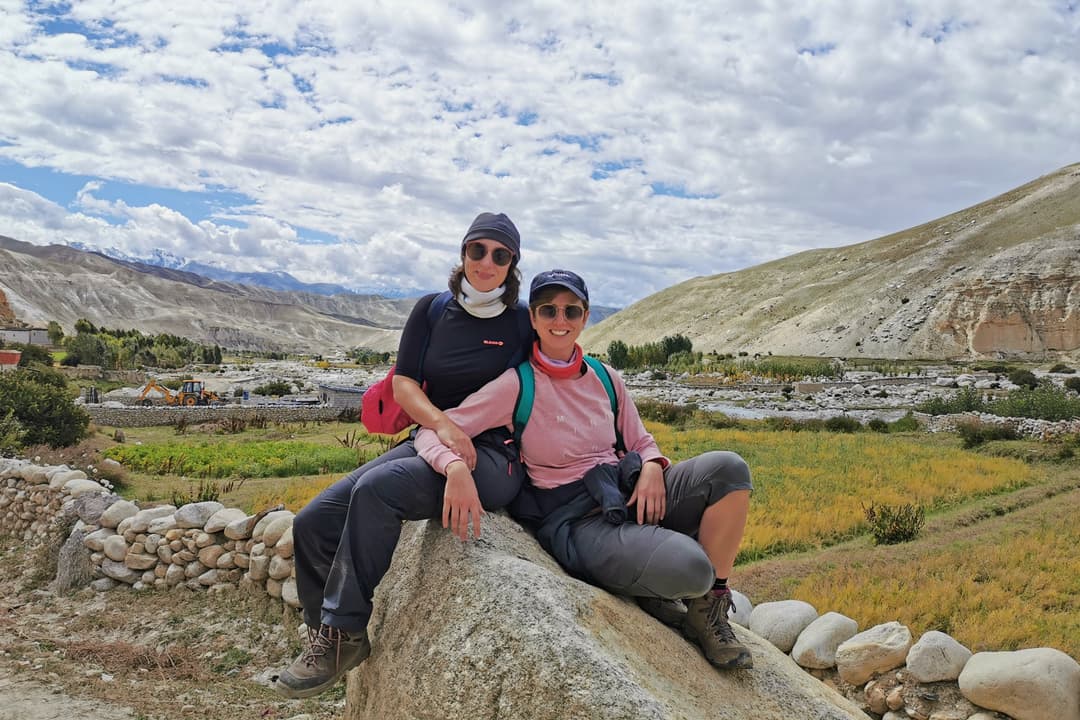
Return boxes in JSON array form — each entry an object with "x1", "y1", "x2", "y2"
[{"x1": 462, "y1": 212, "x2": 521, "y2": 260}]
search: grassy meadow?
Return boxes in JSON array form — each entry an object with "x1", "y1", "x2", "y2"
[{"x1": 84, "y1": 415, "x2": 1078, "y2": 659}]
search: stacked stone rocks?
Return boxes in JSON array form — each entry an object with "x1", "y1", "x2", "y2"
[
  {"x1": 732, "y1": 595, "x2": 1080, "y2": 720},
  {"x1": 0, "y1": 458, "x2": 300, "y2": 609},
  {"x1": 3, "y1": 457, "x2": 1078, "y2": 719}
]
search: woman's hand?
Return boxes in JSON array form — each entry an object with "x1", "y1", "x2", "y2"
[
  {"x1": 436, "y1": 419, "x2": 477, "y2": 470},
  {"x1": 443, "y1": 461, "x2": 484, "y2": 540},
  {"x1": 627, "y1": 461, "x2": 667, "y2": 525}
]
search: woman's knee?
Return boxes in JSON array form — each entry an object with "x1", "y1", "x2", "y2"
[
  {"x1": 699, "y1": 451, "x2": 753, "y2": 501},
  {"x1": 641, "y1": 534, "x2": 715, "y2": 599}
]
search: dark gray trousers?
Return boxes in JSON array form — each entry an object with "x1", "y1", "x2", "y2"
[
  {"x1": 292, "y1": 431, "x2": 524, "y2": 633},
  {"x1": 570, "y1": 451, "x2": 753, "y2": 600}
]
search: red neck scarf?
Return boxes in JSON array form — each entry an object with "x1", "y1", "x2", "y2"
[{"x1": 531, "y1": 340, "x2": 584, "y2": 379}]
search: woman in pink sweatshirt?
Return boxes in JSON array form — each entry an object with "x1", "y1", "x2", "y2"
[{"x1": 415, "y1": 269, "x2": 755, "y2": 671}]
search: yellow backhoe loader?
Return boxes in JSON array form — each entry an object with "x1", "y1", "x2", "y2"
[{"x1": 137, "y1": 378, "x2": 221, "y2": 407}]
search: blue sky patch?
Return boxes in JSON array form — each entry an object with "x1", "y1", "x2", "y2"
[
  {"x1": 591, "y1": 159, "x2": 642, "y2": 180},
  {"x1": 650, "y1": 182, "x2": 719, "y2": 200},
  {"x1": 555, "y1": 133, "x2": 606, "y2": 152},
  {"x1": 798, "y1": 42, "x2": 836, "y2": 56},
  {"x1": 516, "y1": 111, "x2": 538, "y2": 126},
  {"x1": 583, "y1": 72, "x2": 621, "y2": 86}
]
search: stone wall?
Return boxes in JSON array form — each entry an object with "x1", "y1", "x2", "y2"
[
  {"x1": 0, "y1": 458, "x2": 300, "y2": 609},
  {"x1": 85, "y1": 404, "x2": 345, "y2": 427},
  {"x1": 3, "y1": 457, "x2": 1078, "y2": 720}
]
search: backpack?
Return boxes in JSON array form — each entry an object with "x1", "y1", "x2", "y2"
[
  {"x1": 512, "y1": 355, "x2": 626, "y2": 453},
  {"x1": 361, "y1": 292, "x2": 531, "y2": 434}
]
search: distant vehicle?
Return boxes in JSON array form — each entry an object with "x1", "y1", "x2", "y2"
[{"x1": 137, "y1": 378, "x2": 221, "y2": 407}]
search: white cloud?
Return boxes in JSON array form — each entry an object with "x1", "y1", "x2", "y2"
[{"x1": 1, "y1": 1, "x2": 1078, "y2": 305}]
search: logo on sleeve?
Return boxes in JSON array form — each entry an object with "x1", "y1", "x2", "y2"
[{"x1": 482, "y1": 340, "x2": 505, "y2": 346}]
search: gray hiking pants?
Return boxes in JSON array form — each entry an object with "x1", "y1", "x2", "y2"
[
  {"x1": 570, "y1": 451, "x2": 753, "y2": 600},
  {"x1": 292, "y1": 430, "x2": 524, "y2": 634}
]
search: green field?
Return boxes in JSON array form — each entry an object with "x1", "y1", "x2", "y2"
[{"x1": 81, "y1": 416, "x2": 1079, "y2": 659}]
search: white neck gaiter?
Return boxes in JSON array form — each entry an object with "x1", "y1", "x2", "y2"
[{"x1": 457, "y1": 277, "x2": 508, "y2": 318}]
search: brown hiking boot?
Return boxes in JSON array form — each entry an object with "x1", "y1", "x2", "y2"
[
  {"x1": 636, "y1": 596, "x2": 687, "y2": 630},
  {"x1": 684, "y1": 590, "x2": 753, "y2": 670},
  {"x1": 274, "y1": 624, "x2": 371, "y2": 698}
]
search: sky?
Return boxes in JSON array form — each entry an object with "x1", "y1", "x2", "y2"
[{"x1": 0, "y1": 1, "x2": 1078, "y2": 307}]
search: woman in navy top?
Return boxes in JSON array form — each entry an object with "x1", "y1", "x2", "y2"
[{"x1": 277, "y1": 212, "x2": 531, "y2": 699}]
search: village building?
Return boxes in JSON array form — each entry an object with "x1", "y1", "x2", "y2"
[{"x1": 318, "y1": 383, "x2": 365, "y2": 409}]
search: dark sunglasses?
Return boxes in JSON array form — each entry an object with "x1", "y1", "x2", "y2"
[
  {"x1": 465, "y1": 242, "x2": 513, "y2": 267},
  {"x1": 535, "y1": 303, "x2": 585, "y2": 321}
]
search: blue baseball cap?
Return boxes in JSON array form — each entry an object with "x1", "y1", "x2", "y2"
[{"x1": 529, "y1": 269, "x2": 589, "y2": 304}]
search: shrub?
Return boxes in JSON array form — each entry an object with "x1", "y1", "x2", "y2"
[
  {"x1": 987, "y1": 384, "x2": 1080, "y2": 421},
  {"x1": 0, "y1": 367, "x2": 89, "y2": 448},
  {"x1": 254, "y1": 380, "x2": 293, "y2": 396},
  {"x1": 956, "y1": 419, "x2": 1020, "y2": 448},
  {"x1": 863, "y1": 502, "x2": 925, "y2": 544},
  {"x1": 1007, "y1": 369, "x2": 1039, "y2": 390},
  {"x1": 915, "y1": 386, "x2": 987, "y2": 415},
  {"x1": 12, "y1": 343, "x2": 54, "y2": 366},
  {"x1": 1064, "y1": 377, "x2": 1080, "y2": 394},
  {"x1": 867, "y1": 418, "x2": 889, "y2": 433},
  {"x1": 889, "y1": 412, "x2": 920, "y2": 432},
  {"x1": 635, "y1": 398, "x2": 695, "y2": 425},
  {"x1": 763, "y1": 416, "x2": 826, "y2": 432},
  {"x1": 1048, "y1": 363, "x2": 1075, "y2": 374},
  {"x1": 824, "y1": 415, "x2": 862, "y2": 433}
]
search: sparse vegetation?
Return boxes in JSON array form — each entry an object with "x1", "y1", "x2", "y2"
[{"x1": 863, "y1": 501, "x2": 925, "y2": 544}]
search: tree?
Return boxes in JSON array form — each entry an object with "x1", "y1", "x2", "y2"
[
  {"x1": 13, "y1": 343, "x2": 53, "y2": 367},
  {"x1": 47, "y1": 320, "x2": 65, "y2": 345},
  {"x1": 607, "y1": 340, "x2": 630, "y2": 369},
  {"x1": 73, "y1": 318, "x2": 97, "y2": 335},
  {"x1": 0, "y1": 367, "x2": 89, "y2": 448},
  {"x1": 63, "y1": 332, "x2": 108, "y2": 367}
]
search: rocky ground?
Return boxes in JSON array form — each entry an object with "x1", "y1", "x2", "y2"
[{"x1": 0, "y1": 534, "x2": 339, "y2": 720}]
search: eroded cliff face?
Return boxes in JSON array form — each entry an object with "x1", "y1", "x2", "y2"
[
  {"x1": 0, "y1": 286, "x2": 16, "y2": 325},
  {"x1": 933, "y1": 274, "x2": 1080, "y2": 356}
]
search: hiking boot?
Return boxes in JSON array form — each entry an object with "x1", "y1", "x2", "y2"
[
  {"x1": 274, "y1": 624, "x2": 371, "y2": 698},
  {"x1": 636, "y1": 596, "x2": 687, "y2": 629},
  {"x1": 684, "y1": 590, "x2": 753, "y2": 670}
]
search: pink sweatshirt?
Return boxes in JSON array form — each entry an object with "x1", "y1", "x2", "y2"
[{"x1": 415, "y1": 361, "x2": 669, "y2": 489}]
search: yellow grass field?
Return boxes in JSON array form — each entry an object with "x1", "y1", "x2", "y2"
[{"x1": 648, "y1": 425, "x2": 1038, "y2": 559}]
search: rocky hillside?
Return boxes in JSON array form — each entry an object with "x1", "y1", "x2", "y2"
[
  {"x1": 0, "y1": 236, "x2": 415, "y2": 353},
  {"x1": 583, "y1": 163, "x2": 1080, "y2": 360}
]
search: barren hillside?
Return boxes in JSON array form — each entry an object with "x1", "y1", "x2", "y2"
[
  {"x1": 0, "y1": 237, "x2": 414, "y2": 353},
  {"x1": 583, "y1": 163, "x2": 1080, "y2": 360}
]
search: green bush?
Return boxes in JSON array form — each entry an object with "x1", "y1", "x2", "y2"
[
  {"x1": 1064, "y1": 377, "x2": 1080, "y2": 394},
  {"x1": 1007, "y1": 369, "x2": 1039, "y2": 390},
  {"x1": 824, "y1": 415, "x2": 862, "y2": 433},
  {"x1": 915, "y1": 386, "x2": 988, "y2": 415},
  {"x1": 987, "y1": 385, "x2": 1080, "y2": 421},
  {"x1": 888, "y1": 411, "x2": 920, "y2": 432},
  {"x1": 863, "y1": 502, "x2": 925, "y2": 544},
  {"x1": 956, "y1": 419, "x2": 1020, "y2": 448},
  {"x1": 763, "y1": 416, "x2": 826, "y2": 432},
  {"x1": 0, "y1": 367, "x2": 88, "y2": 449},
  {"x1": 867, "y1": 418, "x2": 889, "y2": 433},
  {"x1": 11, "y1": 344, "x2": 54, "y2": 366},
  {"x1": 1048, "y1": 364, "x2": 1075, "y2": 374},
  {"x1": 254, "y1": 380, "x2": 293, "y2": 396},
  {"x1": 634, "y1": 398, "x2": 695, "y2": 425}
]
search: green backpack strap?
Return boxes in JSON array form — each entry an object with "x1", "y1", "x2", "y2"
[
  {"x1": 513, "y1": 356, "x2": 624, "y2": 453},
  {"x1": 583, "y1": 355, "x2": 625, "y2": 453},
  {"x1": 512, "y1": 360, "x2": 535, "y2": 448}
]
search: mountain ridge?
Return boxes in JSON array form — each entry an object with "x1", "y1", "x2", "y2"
[{"x1": 582, "y1": 162, "x2": 1080, "y2": 360}]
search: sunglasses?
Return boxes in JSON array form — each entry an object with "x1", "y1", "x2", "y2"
[
  {"x1": 535, "y1": 303, "x2": 586, "y2": 321},
  {"x1": 465, "y1": 242, "x2": 513, "y2": 267}
]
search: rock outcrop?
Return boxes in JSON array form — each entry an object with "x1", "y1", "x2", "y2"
[
  {"x1": 0, "y1": 285, "x2": 15, "y2": 325},
  {"x1": 345, "y1": 514, "x2": 868, "y2": 720}
]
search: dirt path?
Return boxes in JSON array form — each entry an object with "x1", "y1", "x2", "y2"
[{"x1": 0, "y1": 672, "x2": 134, "y2": 720}]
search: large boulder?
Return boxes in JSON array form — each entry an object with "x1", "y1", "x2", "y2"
[{"x1": 345, "y1": 515, "x2": 867, "y2": 720}]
